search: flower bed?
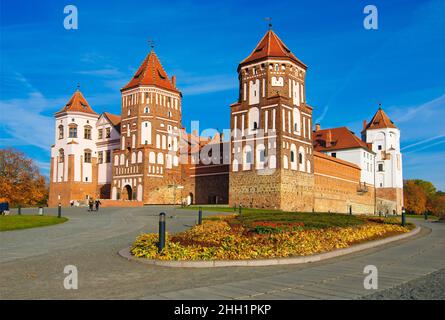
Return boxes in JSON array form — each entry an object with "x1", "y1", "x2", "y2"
[{"x1": 131, "y1": 215, "x2": 411, "y2": 261}]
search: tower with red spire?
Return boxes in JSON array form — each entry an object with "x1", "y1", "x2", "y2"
[
  {"x1": 229, "y1": 29, "x2": 314, "y2": 211},
  {"x1": 111, "y1": 48, "x2": 182, "y2": 203}
]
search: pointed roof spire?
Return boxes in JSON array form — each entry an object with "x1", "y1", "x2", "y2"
[
  {"x1": 364, "y1": 105, "x2": 397, "y2": 131},
  {"x1": 121, "y1": 49, "x2": 178, "y2": 93},
  {"x1": 239, "y1": 29, "x2": 306, "y2": 69},
  {"x1": 55, "y1": 89, "x2": 97, "y2": 115}
]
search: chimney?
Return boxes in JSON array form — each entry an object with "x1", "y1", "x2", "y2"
[
  {"x1": 326, "y1": 130, "x2": 332, "y2": 147},
  {"x1": 192, "y1": 129, "x2": 198, "y2": 137},
  {"x1": 315, "y1": 123, "x2": 321, "y2": 131},
  {"x1": 171, "y1": 75, "x2": 176, "y2": 87},
  {"x1": 363, "y1": 120, "x2": 367, "y2": 131}
]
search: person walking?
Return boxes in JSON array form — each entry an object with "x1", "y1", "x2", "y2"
[
  {"x1": 95, "y1": 199, "x2": 101, "y2": 212},
  {"x1": 88, "y1": 198, "x2": 94, "y2": 212}
]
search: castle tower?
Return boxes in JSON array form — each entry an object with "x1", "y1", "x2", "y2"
[
  {"x1": 48, "y1": 89, "x2": 99, "y2": 206},
  {"x1": 229, "y1": 29, "x2": 314, "y2": 210},
  {"x1": 362, "y1": 107, "x2": 403, "y2": 214},
  {"x1": 111, "y1": 48, "x2": 182, "y2": 203}
]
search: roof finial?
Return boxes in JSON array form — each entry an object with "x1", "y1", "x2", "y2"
[
  {"x1": 265, "y1": 17, "x2": 272, "y2": 30},
  {"x1": 76, "y1": 83, "x2": 80, "y2": 91},
  {"x1": 148, "y1": 39, "x2": 155, "y2": 51},
  {"x1": 378, "y1": 101, "x2": 382, "y2": 110}
]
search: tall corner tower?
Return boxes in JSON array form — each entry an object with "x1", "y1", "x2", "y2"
[
  {"x1": 229, "y1": 29, "x2": 314, "y2": 211},
  {"x1": 363, "y1": 107, "x2": 403, "y2": 213},
  {"x1": 48, "y1": 89, "x2": 99, "y2": 206},
  {"x1": 111, "y1": 48, "x2": 182, "y2": 203}
]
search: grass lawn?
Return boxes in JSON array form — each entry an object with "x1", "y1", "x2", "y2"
[
  {"x1": 407, "y1": 214, "x2": 438, "y2": 220},
  {"x1": 0, "y1": 215, "x2": 68, "y2": 231}
]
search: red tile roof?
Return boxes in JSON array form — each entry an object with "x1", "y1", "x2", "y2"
[
  {"x1": 313, "y1": 126, "x2": 372, "y2": 152},
  {"x1": 103, "y1": 112, "x2": 121, "y2": 132},
  {"x1": 121, "y1": 50, "x2": 179, "y2": 93},
  {"x1": 239, "y1": 30, "x2": 306, "y2": 68},
  {"x1": 314, "y1": 151, "x2": 361, "y2": 170},
  {"x1": 56, "y1": 90, "x2": 98, "y2": 115},
  {"x1": 364, "y1": 107, "x2": 397, "y2": 131}
]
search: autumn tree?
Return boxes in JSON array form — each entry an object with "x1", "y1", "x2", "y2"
[
  {"x1": 403, "y1": 180, "x2": 428, "y2": 214},
  {"x1": 411, "y1": 179, "x2": 437, "y2": 212},
  {"x1": 0, "y1": 148, "x2": 48, "y2": 207},
  {"x1": 431, "y1": 195, "x2": 445, "y2": 219}
]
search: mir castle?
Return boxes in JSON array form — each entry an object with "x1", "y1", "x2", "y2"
[{"x1": 49, "y1": 29, "x2": 403, "y2": 214}]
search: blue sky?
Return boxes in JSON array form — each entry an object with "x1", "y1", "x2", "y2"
[{"x1": 1, "y1": 0, "x2": 444, "y2": 190}]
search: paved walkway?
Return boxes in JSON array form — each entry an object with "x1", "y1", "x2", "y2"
[{"x1": 1, "y1": 207, "x2": 444, "y2": 299}]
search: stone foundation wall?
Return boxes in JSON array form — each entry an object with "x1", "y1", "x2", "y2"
[
  {"x1": 376, "y1": 188, "x2": 403, "y2": 214},
  {"x1": 229, "y1": 170, "x2": 281, "y2": 209},
  {"x1": 280, "y1": 169, "x2": 314, "y2": 212}
]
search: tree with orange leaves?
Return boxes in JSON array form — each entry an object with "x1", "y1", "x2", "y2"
[
  {"x1": 403, "y1": 180, "x2": 428, "y2": 215},
  {"x1": 0, "y1": 148, "x2": 48, "y2": 207}
]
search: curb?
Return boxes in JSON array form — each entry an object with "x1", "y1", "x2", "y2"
[{"x1": 118, "y1": 226, "x2": 421, "y2": 268}]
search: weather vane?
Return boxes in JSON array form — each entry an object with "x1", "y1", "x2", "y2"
[
  {"x1": 76, "y1": 83, "x2": 80, "y2": 91},
  {"x1": 265, "y1": 17, "x2": 272, "y2": 29},
  {"x1": 148, "y1": 39, "x2": 155, "y2": 50}
]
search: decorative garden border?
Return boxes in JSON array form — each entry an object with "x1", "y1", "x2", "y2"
[{"x1": 118, "y1": 226, "x2": 421, "y2": 268}]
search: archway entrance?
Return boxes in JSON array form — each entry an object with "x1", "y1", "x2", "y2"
[{"x1": 122, "y1": 185, "x2": 133, "y2": 200}]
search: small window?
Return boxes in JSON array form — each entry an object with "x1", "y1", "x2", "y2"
[
  {"x1": 290, "y1": 151, "x2": 295, "y2": 162},
  {"x1": 378, "y1": 145, "x2": 382, "y2": 150},
  {"x1": 253, "y1": 122, "x2": 258, "y2": 130},
  {"x1": 144, "y1": 106, "x2": 150, "y2": 113},
  {"x1": 98, "y1": 129, "x2": 103, "y2": 139},
  {"x1": 299, "y1": 153, "x2": 303, "y2": 164},
  {"x1": 378, "y1": 163, "x2": 384, "y2": 172},
  {"x1": 105, "y1": 150, "x2": 111, "y2": 163},
  {"x1": 331, "y1": 153, "x2": 337, "y2": 158},
  {"x1": 98, "y1": 151, "x2": 104, "y2": 164},
  {"x1": 106, "y1": 128, "x2": 111, "y2": 138},
  {"x1": 246, "y1": 151, "x2": 252, "y2": 164},
  {"x1": 84, "y1": 127, "x2": 91, "y2": 140},
  {"x1": 69, "y1": 125, "x2": 77, "y2": 138},
  {"x1": 274, "y1": 64, "x2": 279, "y2": 71},
  {"x1": 58, "y1": 125, "x2": 64, "y2": 139},
  {"x1": 58, "y1": 149, "x2": 64, "y2": 163},
  {"x1": 84, "y1": 150, "x2": 92, "y2": 163}
]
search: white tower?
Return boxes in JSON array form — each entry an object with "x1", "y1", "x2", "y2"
[
  {"x1": 48, "y1": 89, "x2": 99, "y2": 206},
  {"x1": 362, "y1": 107, "x2": 403, "y2": 214}
]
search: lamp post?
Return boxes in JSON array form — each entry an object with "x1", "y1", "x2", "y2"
[
  {"x1": 198, "y1": 207, "x2": 202, "y2": 225},
  {"x1": 58, "y1": 203, "x2": 62, "y2": 218},
  {"x1": 401, "y1": 207, "x2": 406, "y2": 226},
  {"x1": 18, "y1": 205, "x2": 21, "y2": 215},
  {"x1": 158, "y1": 212, "x2": 166, "y2": 252}
]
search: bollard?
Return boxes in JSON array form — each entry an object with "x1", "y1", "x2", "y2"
[
  {"x1": 401, "y1": 207, "x2": 406, "y2": 226},
  {"x1": 18, "y1": 205, "x2": 21, "y2": 215},
  {"x1": 424, "y1": 211, "x2": 428, "y2": 221},
  {"x1": 198, "y1": 207, "x2": 202, "y2": 225},
  {"x1": 158, "y1": 212, "x2": 166, "y2": 252},
  {"x1": 58, "y1": 203, "x2": 62, "y2": 218},
  {"x1": 238, "y1": 204, "x2": 242, "y2": 215},
  {"x1": 349, "y1": 206, "x2": 352, "y2": 216},
  {"x1": 38, "y1": 207, "x2": 44, "y2": 216}
]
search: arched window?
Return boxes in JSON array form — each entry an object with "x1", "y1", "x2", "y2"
[
  {"x1": 137, "y1": 151, "x2": 143, "y2": 163},
  {"x1": 120, "y1": 154, "x2": 125, "y2": 165},
  {"x1": 58, "y1": 149, "x2": 64, "y2": 162},
  {"x1": 68, "y1": 124, "x2": 77, "y2": 138},
  {"x1": 293, "y1": 108, "x2": 301, "y2": 134},
  {"x1": 157, "y1": 153, "x2": 164, "y2": 165},
  {"x1": 290, "y1": 144, "x2": 297, "y2": 170},
  {"x1": 114, "y1": 155, "x2": 119, "y2": 166},
  {"x1": 298, "y1": 146, "x2": 305, "y2": 171},
  {"x1": 58, "y1": 125, "x2": 64, "y2": 139},
  {"x1": 248, "y1": 107, "x2": 260, "y2": 133},
  {"x1": 243, "y1": 145, "x2": 252, "y2": 170},
  {"x1": 256, "y1": 144, "x2": 265, "y2": 169},
  {"x1": 144, "y1": 106, "x2": 150, "y2": 113},
  {"x1": 149, "y1": 151, "x2": 156, "y2": 164},
  {"x1": 283, "y1": 155, "x2": 289, "y2": 169},
  {"x1": 131, "y1": 152, "x2": 136, "y2": 164}
]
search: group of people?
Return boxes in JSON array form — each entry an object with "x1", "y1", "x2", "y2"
[{"x1": 88, "y1": 199, "x2": 101, "y2": 212}]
